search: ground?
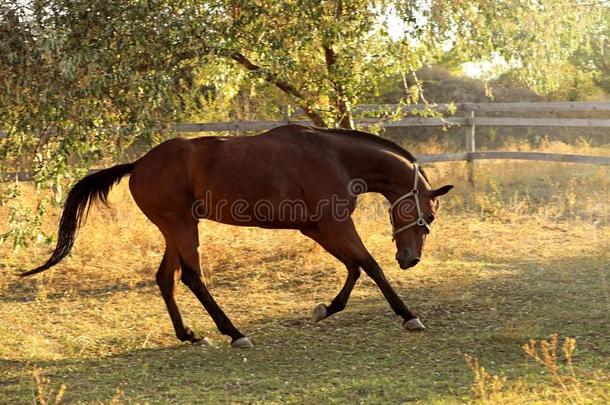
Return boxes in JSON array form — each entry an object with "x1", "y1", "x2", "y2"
[{"x1": 0, "y1": 157, "x2": 609, "y2": 404}]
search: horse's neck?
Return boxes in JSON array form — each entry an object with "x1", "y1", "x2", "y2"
[{"x1": 344, "y1": 145, "x2": 414, "y2": 201}]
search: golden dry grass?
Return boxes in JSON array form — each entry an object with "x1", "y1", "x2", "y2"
[{"x1": 0, "y1": 144, "x2": 609, "y2": 403}]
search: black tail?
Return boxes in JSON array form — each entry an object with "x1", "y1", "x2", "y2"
[{"x1": 20, "y1": 163, "x2": 135, "y2": 278}]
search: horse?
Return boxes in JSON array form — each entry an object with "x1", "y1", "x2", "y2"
[{"x1": 21, "y1": 124, "x2": 453, "y2": 348}]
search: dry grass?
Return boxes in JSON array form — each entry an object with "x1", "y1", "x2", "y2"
[
  {"x1": 0, "y1": 142, "x2": 609, "y2": 403},
  {"x1": 463, "y1": 334, "x2": 610, "y2": 404}
]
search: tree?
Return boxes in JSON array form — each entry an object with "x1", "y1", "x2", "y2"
[{"x1": 0, "y1": 0, "x2": 600, "y2": 182}]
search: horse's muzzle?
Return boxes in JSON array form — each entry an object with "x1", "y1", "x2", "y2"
[
  {"x1": 396, "y1": 251, "x2": 420, "y2": 269},
  {"x1": 399, "y1": 257, "x2": 420, "y2": 269}
]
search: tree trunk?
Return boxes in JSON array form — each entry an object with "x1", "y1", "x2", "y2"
[{"x1": 322, "y1": 1, "x2": 354, "y2": 129}]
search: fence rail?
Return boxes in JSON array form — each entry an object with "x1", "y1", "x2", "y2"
[
  {"x1": 350, "y1": 101, "x2": 610, "y2": 113},
  {"x1": 2, "y1": 102, "x2": 610, "y2": 182},
  {"x1": 170, "y1": 102, "x2": 610, "y2": 170},
  {"x1": 170, "y1": 116, "x2": 610, "y2": 132},
  {"x1": 417, "y1": 152, "x2": 610, "y2": 165}
]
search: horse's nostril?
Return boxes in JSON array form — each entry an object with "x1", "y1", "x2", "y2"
[
  {"x1": 409, "y1": 258, "x2": 421, "y2": 267},
  {"x1": 398, "y1": 249, "x2": 410, "y2": 260}
]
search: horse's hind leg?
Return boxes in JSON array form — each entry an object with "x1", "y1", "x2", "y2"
[
  {"x1": 171, "y1": 220, "x2": 252, "y2": 348},
  {"x1": 156, "y1": 242, "x2": 200, "y2": 343}
]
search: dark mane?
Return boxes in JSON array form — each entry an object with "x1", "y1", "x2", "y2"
[{"x1": 317, "y1": 127, "x2": 430, "y2": 182}]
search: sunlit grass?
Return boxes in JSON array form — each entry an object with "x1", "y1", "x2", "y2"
[{"x1": 0, "y1": 143, "x2": 608, "y2": 403}]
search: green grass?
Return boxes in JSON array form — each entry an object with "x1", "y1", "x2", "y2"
[{"x1": 1, "y1": 158, "x2": 609, "y2": 403}]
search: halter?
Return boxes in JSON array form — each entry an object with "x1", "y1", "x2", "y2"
[{"x1": 388, "y1": 164, "x2": 430, "y2": 240}]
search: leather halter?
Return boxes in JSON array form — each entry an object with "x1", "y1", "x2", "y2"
[{"x1": 388, "y1": 164, "x2": 430, "y2": 240}]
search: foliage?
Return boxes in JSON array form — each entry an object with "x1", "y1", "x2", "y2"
[
  {"x1": 0, "y1": 184, "x2": 51, "y2": 251},
  {"x1": 572, "y1": 4, "x2": 610, "y2": 94},
  {"x1": 0, "y1": 1, "x2": 600, "y2": 174}
]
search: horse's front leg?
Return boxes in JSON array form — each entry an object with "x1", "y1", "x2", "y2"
[
  {"x1": 359, "y1": 257, "x2": 426, "y2": 330},
  {"x1": 305, "y1": 219, "x2": 425, "y2": 330},
  {"x1": 301, "y1": 224, "x2": 362, "y2": 322},
  {"x1": 313, "y1": 265, "x2": 361, "y2": 322}
]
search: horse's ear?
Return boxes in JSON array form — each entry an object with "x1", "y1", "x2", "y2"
[{"x1": 431, "y1": 185, "x2": 454, "y2": 198}]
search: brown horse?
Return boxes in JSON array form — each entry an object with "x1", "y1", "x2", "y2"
[{"x1": 22, "y1": 125, "x2": 453, "y2": 348}]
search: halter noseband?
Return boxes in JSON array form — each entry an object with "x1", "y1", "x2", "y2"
[{"x1": 388, "y1": 164, "x2": 430, "y2": 240}]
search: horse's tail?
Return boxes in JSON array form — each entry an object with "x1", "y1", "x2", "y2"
[{"x1": 20, "y1": 162, "x2": 135, "y2": 278}]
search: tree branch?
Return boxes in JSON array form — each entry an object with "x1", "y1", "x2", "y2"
[{"x1": 228, "y1": 51, "x2": 327, "y2": 127}]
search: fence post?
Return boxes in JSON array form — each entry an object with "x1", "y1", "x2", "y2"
[
  {"x1": 465, "y1": 110, "x2": 476, "y2": 186},
  {"x1": 282, "y1": 104, "x2": 291, "y2": 124}
]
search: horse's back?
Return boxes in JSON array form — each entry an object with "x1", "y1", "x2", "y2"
[
  {"x1": 193, "y1": 125, "x2": 347, "y2": 200},
  {"x1": 129, "y1": 125, "x2": 351, "y2": 227}
]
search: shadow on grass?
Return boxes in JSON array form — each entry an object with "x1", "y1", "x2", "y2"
[{"x1": 0, "y1": 276, "x2": 158, "y2": 304}]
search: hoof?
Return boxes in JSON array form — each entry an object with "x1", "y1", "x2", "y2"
[
  {"x1": 231, "y1": 337, "x2": 253, "y2": 349},
  {"x1": 192, "y1": 337, "x2": 213, "y2": 347},
  {"x1": 403, "y1": 318, "x2": 426, "y2": 331},
  {"x1": 312, "y1": 304, "x2": 328, "y2": 323},
  {"x1": 179, "y1": 327, "x2": 197, "y2": 342}
]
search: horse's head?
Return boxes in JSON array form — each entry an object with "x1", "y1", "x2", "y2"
[{"x1": 389, "y1": 164, "x2": 453, "y2": 269}]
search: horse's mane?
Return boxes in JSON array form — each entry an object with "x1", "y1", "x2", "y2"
[{"x1": 317, "y1": 127, "x2": 430, "y2": 182}]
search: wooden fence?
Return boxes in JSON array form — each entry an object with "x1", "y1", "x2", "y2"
[
  {"x1": 2, "y1": 102, "x2": 610, "y2": 182},
  {"x1": 169, "y1": 101, "x2": 610, "y2": 168}
]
